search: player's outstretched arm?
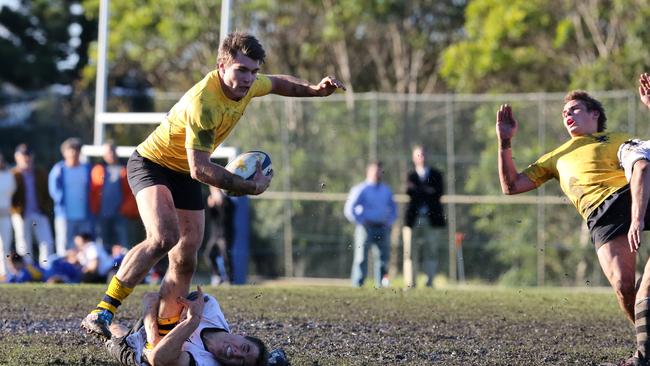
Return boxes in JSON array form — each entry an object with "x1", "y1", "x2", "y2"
[
  {"x1": 187, "y1": 149, "x2": 271, "y2": 195},
  {"x1": 148, "y1": 286, "x2": 206, "y2": 366},
  {"x1": 628, "y1": 160, "x2": 650, "y2": 252},
  {"x1": 640, "y1": 73, "x2": 650, "y2": 110},
  {"x1": 269, "y1": 75, "x2": 346, "y2": 97},
  {"x1": 496, "y1": 104, "x2": 537, "y2": 195}
]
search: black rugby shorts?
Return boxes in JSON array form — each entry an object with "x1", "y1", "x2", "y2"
[
  {"x1": 127, "y1": 150, "x2": 204, "y2": 211},
  {"x1": 586, "y1": 185, "x2": 650, "y2": 248}
]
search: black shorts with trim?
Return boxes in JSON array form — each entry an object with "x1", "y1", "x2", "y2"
[
  {"x1": 587, "y1": 185, "x2": 650, "y2": 249},
  {"x1": 127, "y1": 150, "x2": 204, "y2": 211}
]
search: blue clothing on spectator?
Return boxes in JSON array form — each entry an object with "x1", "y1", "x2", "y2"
[
  {"x1": 49, "y1": 161, "x2": 93, "y2": 255},
  {"x1": 21, "y1": 170, "x2": 40, "y2": 216},
  {"x1": 63, "y1": 165, "x2": 90, "y2": 220},
  {"x1": 344, "y1": 181, "x2": 397, "y2": 226},
  {"x1": 48, "y1": 161, "x2": 92, "y2": 219},
  {"x1": 344, "y1": 180, "x2": 397, "y2": 287},
  {"x1": 5, "y1": 263, "x2": 43, "y2": 283},
  {"x1": 43, "y1": 257, "x2": 82, "y2": 283},
  {"x1": 99, "y1": 165, "x2": 123, "y2": 218}
]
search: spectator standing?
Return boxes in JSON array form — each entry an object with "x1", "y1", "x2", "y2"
[
  {"x1": 49, "y1": 138, "x2": 93, "y2": 256},
  {"x1": 90, "y1": 141, "x2": 138, "y2": 251},
  {"x1": 203, "y1": 186, "x2": 235, "y2": 285},
  {"x1": 74, "y1": 233, "x2": 114, "y2": 283},
  {"x1": 403, "y1": 145, "x2": 447, "y2": 288},
  {"x1": 344, "y1": 161, "x2": 397, "y2": 288},
  {"x1": 0, "y1": 152, "x2": 16, "y2": 278},
  {"x1": 10, "y1": 144, "x2": 54, "y2": 267}
]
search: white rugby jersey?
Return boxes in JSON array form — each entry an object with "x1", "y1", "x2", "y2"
[
  {"x1": 127, "y1": 295, "x2": 229, "y2": 366},
  {"x1": 181, "y1": 295, "x2": 230, "y2": 365}
]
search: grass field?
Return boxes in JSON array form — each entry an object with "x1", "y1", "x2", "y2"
[{"x1": 0, "y1": 283, "x2": 637, "y2": 365}]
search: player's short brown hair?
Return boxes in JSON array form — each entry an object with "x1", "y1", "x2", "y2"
[
  {"x1": 60, "y1": 137, "x2": 82, "y2": 154},
  {"x1": 564, "y1": 90, "x2": 607, "y2": 132},
  {"x1": 244, "y1": 335, "x2": 268, "y2": 366},
  {"x1": 217, "y1": 32, "x2": 266, "y2": 67}
]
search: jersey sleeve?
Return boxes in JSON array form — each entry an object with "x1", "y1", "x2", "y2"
[
  {"x1": 250, "y1": 74, "x2": 272, "y2": 97},
  {"x1": 184, "y1": 95, "x2": 218, "y2": 152},
  {"x1": 521, "y1": 151, "x2": 557, "y2": 186}
]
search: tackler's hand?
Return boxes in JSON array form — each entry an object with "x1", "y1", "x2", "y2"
[
  {"x1": 251, "y1": 161, "x2": 273, "y2": 195},
  {"x1": 628, "y1": 219, "x2": 644, "y2": 253}
]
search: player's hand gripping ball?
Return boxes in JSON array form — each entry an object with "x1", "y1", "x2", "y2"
[{"x1": 223, "y1": 151, "x2": 272, "y2": 196}]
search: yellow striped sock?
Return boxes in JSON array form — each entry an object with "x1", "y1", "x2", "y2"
[
  {"x1": 157, "y1": 315, "x2": 180, "y2": 336},
  {"x1": 95, "y1": 276, "x2": 134, "y2": 316}
]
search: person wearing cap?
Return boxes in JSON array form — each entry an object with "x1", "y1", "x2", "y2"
[
  {"x1": 0, "y1": 152, "x2": 16, "y2": 279},
  {"x1": 48, "y1": 137, "x2": 93, "y2": 256},
  {"x1": 10, "y1": 143, "x2": 54, "y2": 268}
]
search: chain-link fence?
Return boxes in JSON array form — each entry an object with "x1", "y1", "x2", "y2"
[{"x1": 97, "y1": 89, "x2": 650, "y2": 285}]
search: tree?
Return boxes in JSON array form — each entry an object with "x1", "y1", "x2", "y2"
[
  {"x1": 439, "y1": 0, "x2": 650, "y2": 93},
  {"x1": 0, "y1": 0, "x2": 94, "y2": 90}
]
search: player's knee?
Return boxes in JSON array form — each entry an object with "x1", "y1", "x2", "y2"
[
  {"x1": 614, "y1": 279, "x2": 636, "y2": 300},
  {"x1": 150, "y1": 230, "x2": 180, "y2": 254}
]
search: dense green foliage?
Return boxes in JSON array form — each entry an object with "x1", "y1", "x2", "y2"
[{"x1": 0, "y1": 0, "x2": 94, "y2": 89}]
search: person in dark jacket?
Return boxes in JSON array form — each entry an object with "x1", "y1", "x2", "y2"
[
  {"x1": 11, "y1": 143, "x2": 54, "y2": 267},
  {"x1": 402, "y1": 145, "x2": 446, "y2": 288}
]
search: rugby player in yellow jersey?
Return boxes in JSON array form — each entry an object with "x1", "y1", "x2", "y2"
[
  {"x1": 81, "y1": 32, "x2": 346, "y2": 341},
  {"x1": 496, "y1": 73, "x2": 650, "y2": 366}
]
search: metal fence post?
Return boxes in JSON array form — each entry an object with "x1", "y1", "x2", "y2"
[
  {"x1": 370, "y1": 92, "x2": 378, "y2": 161},
  {"x1": 445, "y1": 97, "x2": 458, "y2": 282},
  {"x1": 282, "y1": 99, "x2": 294, "y2": 277},
  {"x1": 537, "y1": 94, "x2": 546, "y2": 286}
]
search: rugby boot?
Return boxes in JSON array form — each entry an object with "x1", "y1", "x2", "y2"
[{"x1": 81, "y1": 309, "x2": 113, "y2": 340}]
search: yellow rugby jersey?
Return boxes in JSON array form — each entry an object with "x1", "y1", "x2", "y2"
[
  {"x1": 137, "y1": 71, "x2": 272, "y2": 173},
  {"x1": 522, "y1": 132, "x2": 631, "y2": 219}
]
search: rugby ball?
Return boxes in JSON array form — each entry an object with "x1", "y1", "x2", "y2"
[{"x1": 223, "y1": 151, "x2": 272, "y2": 196}]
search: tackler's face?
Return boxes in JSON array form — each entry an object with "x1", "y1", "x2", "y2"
[
  {"x1": 562, "y1": 99, "x2": 599, "y2": 137},
  {"x1": 219, "y1": 51, "x2": 261, "y2": 101},
  {"x1": 211, "y1": 333, "x2": 260, "y2": 366}
]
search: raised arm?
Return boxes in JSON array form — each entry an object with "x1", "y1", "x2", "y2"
[
  {"x1": 640, "y1": 72, "x2": 650, "y2": 110},
  {"x1": 187, "y1": 149, "x2": 271, "y2": 195},
  {"x1": 496, "y1": 104, "x2": 537, "y2": 195},
  {"x1": 268, "y1": 75, "x2": 345, "y2": 97}
]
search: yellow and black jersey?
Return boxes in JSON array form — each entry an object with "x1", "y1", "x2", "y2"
[
  {"x1": 522, "y1": 132, "x2": 631, "y2": 219},
  {"x1": 137, "y1": 70, "x2": 272, "y2": 173}
]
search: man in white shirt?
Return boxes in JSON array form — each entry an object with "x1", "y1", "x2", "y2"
[{"x1": 75, "y1": 233, "x2": 114, "y2": 283}]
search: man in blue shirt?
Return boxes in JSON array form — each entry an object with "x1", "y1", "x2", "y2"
[
  {"x1": 344, "y1": 161, "x2": 397, "y2": 288},
  {"x1": 48, "y1": 137, "x2": 93, "y2": 256}
]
